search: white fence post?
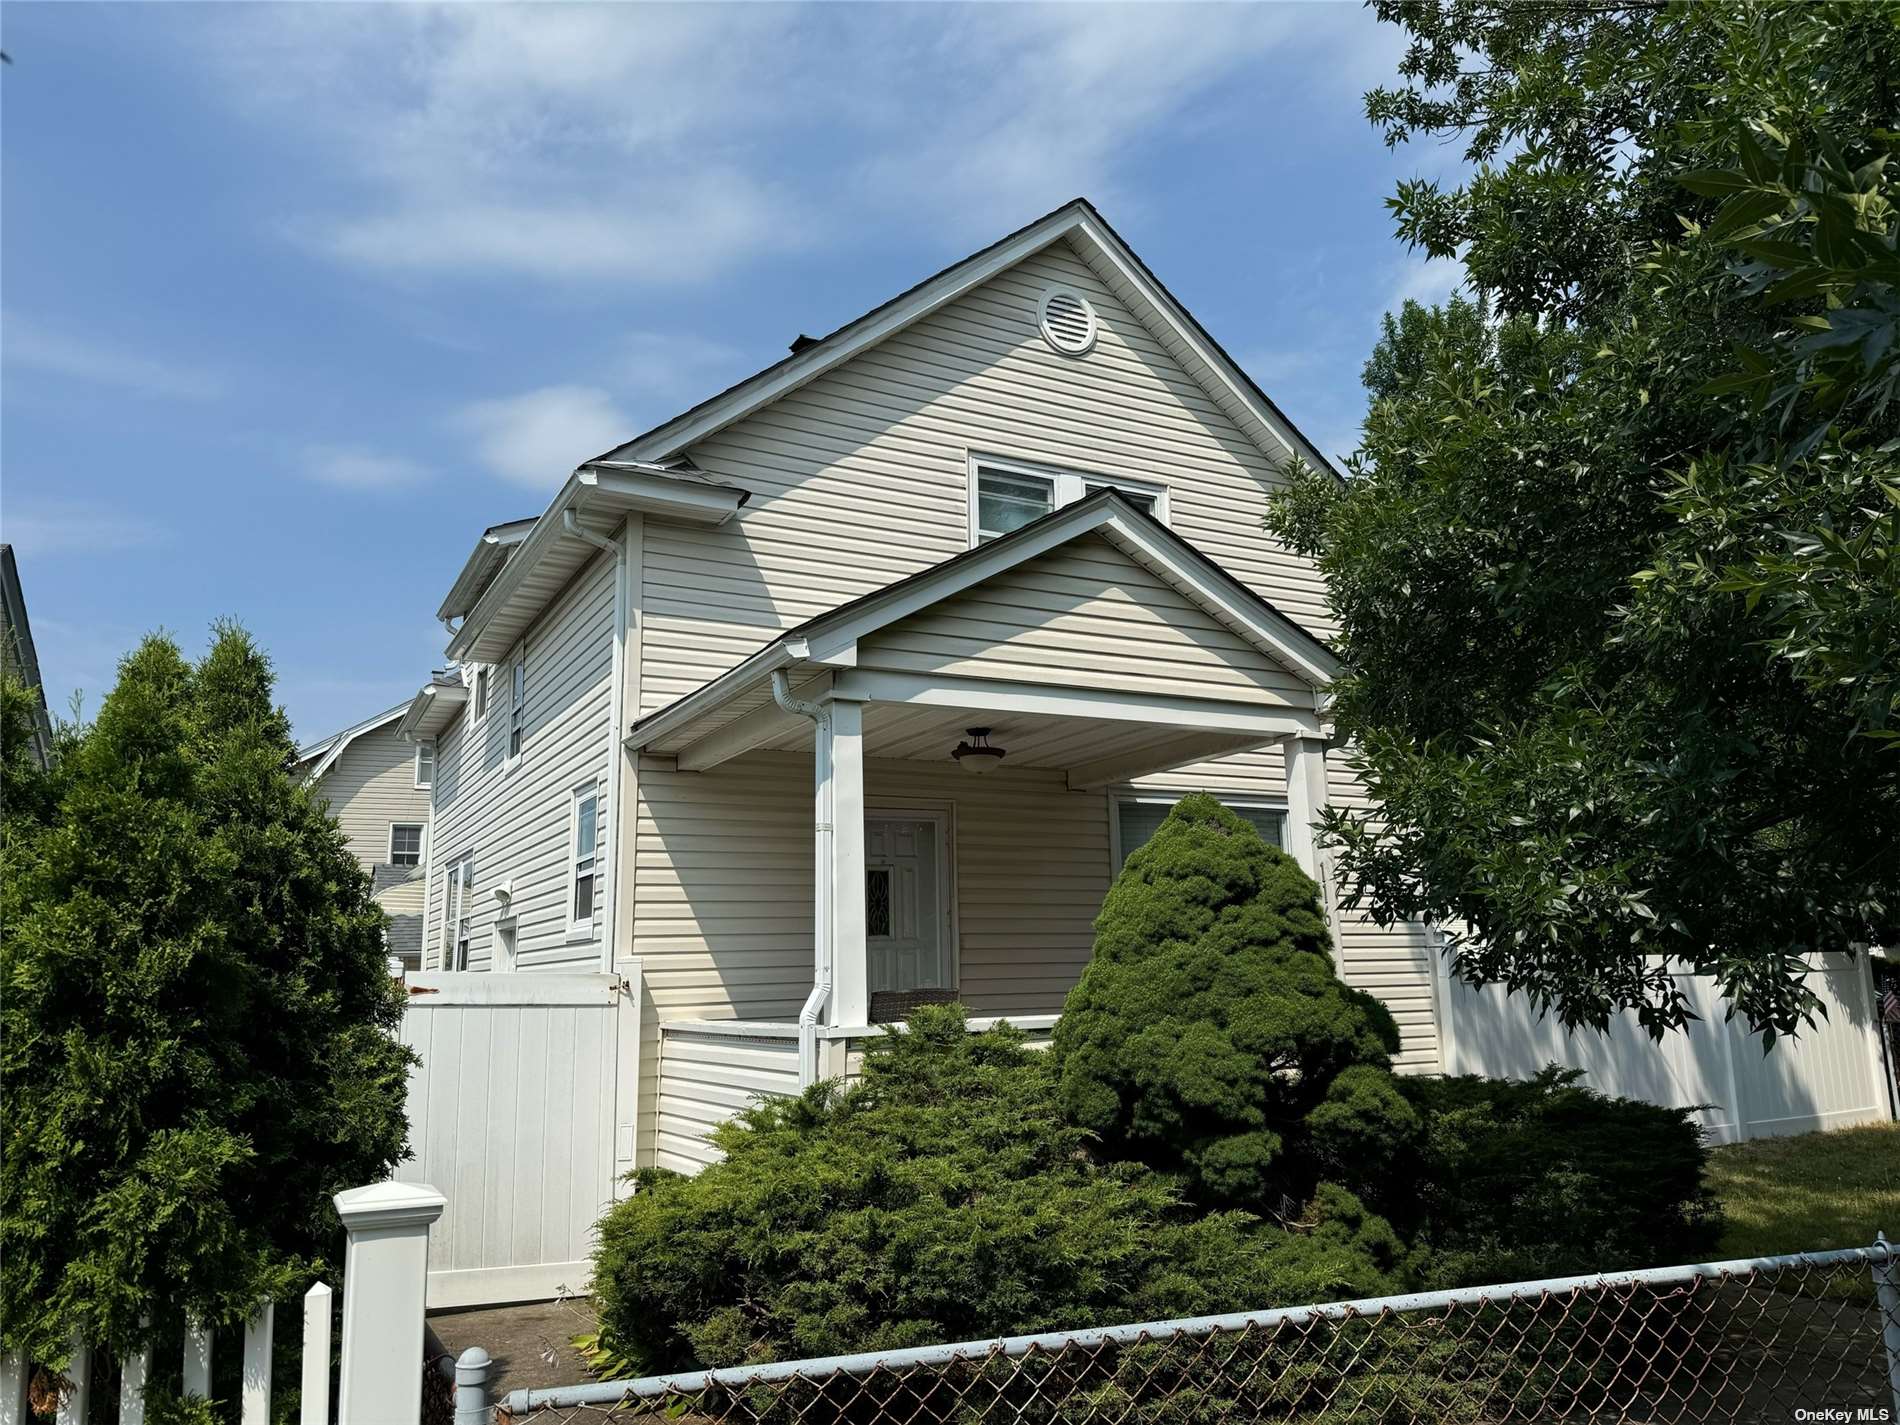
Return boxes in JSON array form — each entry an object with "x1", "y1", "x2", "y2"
[
  {"x1": 0, "y1": 1350, "x2": 27, "y2": 1425},
  {"x1": 301, "y1": 1282, "x2": 334, "y2": 1425},
  {"x1": 182, "y1": 1323, "x2": 212, "y2": 1398},
  {"x1": 119, "y1": 1337, "x2": 153, "y2": 1425},
  {"x1": 54, "y1": 1335, "x2": 89, "y2": 1425},
  {"x1": 334, "y1": 1181, "x2": 446, "y2": 1425},
  {"x1": 241, "y1": 1300, "x2": 275, "y2": 1425}
]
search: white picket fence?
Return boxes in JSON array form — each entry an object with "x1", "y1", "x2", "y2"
[{"x1": 0, "y1": 1181, "x2": 485, "y2": 1425}]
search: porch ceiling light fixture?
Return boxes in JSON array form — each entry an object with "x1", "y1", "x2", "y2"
[{"x1": 951, "y1": 727, "x2": 1006, "y2": 774}]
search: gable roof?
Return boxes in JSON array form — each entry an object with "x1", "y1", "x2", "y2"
[
  {"x1": 595, "y1": 198, "x2": 1338, "y2": 479},
  {"x1": 296, "y1": 701, "x2": 411, "y2": 784},
  {"x1": 438, "y1": 517, "x2": 537, "y2": 625},
  {"x1": 0, "y1": 545, "x2": 53, "y2": 768},
  {"x1": 628, "y1": 489, "x2": 1338, "y2": 754}
]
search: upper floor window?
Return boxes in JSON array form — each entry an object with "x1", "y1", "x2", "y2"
[
  {"x1": 970, "y1": 458, "x2": 1167, "y2": 545},
  {"x1": 507, "y1": 657, "x2": 527, "y2": 760},
  {"x1": 414, "y1": 740, "x2": 434, "y2": 789},
  {"x1": 389, "y1": 823, "x2": 424, "y2": 866},
  {"x1": 569, "y1": 786, "x2": 599, "y2": 936}
]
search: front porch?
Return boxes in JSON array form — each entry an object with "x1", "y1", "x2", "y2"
[{"x1": 625, "y1": 494, "x2": 1343, "y2": 1170}]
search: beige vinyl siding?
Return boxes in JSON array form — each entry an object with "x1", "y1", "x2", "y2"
[
  {"x1": 627, "y1": 240, "x2": 1436, "y2": 1102},
  {"x1": 631, "y1": 749, "x2": 1111, "y2": 1166},
  {"x1": 654, "y1": 1028, "x2": 803, "y2": 1173},
  {"x1": 314, "y1": 726, "x2": 432, "y2": 873},
  {"x1": 425, "y1": 549, "x2": 616, "y2": 973},
  {"x1": 638, "y1": 239, "x2": 1333, "y2": 719},
  {"x1": 858, "y1": 534, "x2": 1307, "y2": 706}
]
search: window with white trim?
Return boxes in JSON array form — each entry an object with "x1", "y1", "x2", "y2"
[
  {"x1": 414, "y1": 740, "x2": 434, "y2": 789},
  {"x1": 474, "y1": 667, "x2": 490, "y2": 719},
  {"x1": 389, "y1": 823, "x2": 424, "y2": 866},
  {"x1": 568, "y1": 786, "x2": 600, "y2": 935},
  {"x1": 440, "y1": 855, "x2": 473, "y2": 971},
  {"x1": 507, "y1": 656, "x2": 527, "y2": 760},
  {"x1": 970, "y1": 458, "x2": 1167, "y2": 545},
  {"x1": 1114, "y1": 796, "x2": 1285, "y2": 869}
]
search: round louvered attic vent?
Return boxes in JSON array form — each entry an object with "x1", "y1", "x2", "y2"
[{"x1": 1037, "y1": 286, "x2": 1098, "y2": 355}]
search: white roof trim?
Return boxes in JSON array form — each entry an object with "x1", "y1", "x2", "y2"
[
  {"x1": 444, "y1": 462, "x2": 746, "y2": 665},
  {"x1": 395, "y1": 681, "x2": 470, "y2": 742},
  {"x1": 297, "y1": 702, "x2": 410, "y2": 784},
  {"x1": 628, "y1": 491, "x2": 1338, "y2": 754},
  {"x1": 600, "y1": 199, "x2": 1335, "y2": 478},
  {"x1": 438, "y1": 518, "x2": 536, "y2": 624}
]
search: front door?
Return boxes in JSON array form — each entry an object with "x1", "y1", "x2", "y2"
[{"x1": 866, "y1": 813, "x2": 949, "y2": 993}]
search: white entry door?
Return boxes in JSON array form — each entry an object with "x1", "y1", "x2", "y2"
[{"x1": 866, "y1": 812, "x2": 950, "y2": 993}]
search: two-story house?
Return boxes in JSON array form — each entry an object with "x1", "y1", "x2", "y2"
[
  {"x1": 296, "y1": 702, "x2": 437, "y2": 968},
  {"x1": 391, "y1": 200, "x2": 1888, "y2": 1306},
  {"x1": 401, "y1": 197, "x2": 1440, "y2": 1168}
]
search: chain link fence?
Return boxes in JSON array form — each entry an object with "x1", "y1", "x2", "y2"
[{"x1": 492, "y1": 1240, "x2": 1900, "y2": 1424}]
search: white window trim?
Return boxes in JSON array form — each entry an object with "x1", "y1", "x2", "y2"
[
  {"x1": 473, "y1": 666, "x2": 490, "y2": 720},
  {"x1": 566, "y1": 783, "x2": 601, "y2": 941},
  {"x1": 388, "y1": 821, "x2": 425, "y2": 866},
  {"x1": 966, "y1": 453, "x2": 1169, "y2": 547},
  {"x1": 413, "y1": 740, "x2": 434, "y2": 789},
  {"x1": 440, "y1": 854, "x2": 473, "y2": 972},
  {"x1": 1108, "y1": 791, "x2": 1288, "y2": 872},
  {"x1": 504, "y1": 652, "x2": 527, "y2": 770}
]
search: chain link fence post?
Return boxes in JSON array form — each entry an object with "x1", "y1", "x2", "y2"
[
  {"x1": 455, "y1": 1347, "x2": 495, "y2": 1425},
  {"x1": 1875, "y1": 1231, "x2": 1900, "y2": 1421}
]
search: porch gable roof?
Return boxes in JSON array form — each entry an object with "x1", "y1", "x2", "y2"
[{"x1": 627, "y1": 490, "x2": 1339, "y2": 759}]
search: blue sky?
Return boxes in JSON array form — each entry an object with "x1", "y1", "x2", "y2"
[{"x1": 2, "y1": 2, "x2": 1460, "y2": 743}]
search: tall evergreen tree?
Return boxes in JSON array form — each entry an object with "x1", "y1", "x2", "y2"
[
  {"x1": 1268, "y1": 1, "x2": 1899, "y2": 1040},
  {"x1": 0, "y1": 626, "x2": 412, "y2": 1366}
]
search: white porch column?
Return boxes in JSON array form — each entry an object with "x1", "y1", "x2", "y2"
[
  {"x1": 827, "y1": 695, "x2": 869, "y2": 1028},
  {"x1": 1282, "y1": 736, "x2": 1329, "y2": 887}
]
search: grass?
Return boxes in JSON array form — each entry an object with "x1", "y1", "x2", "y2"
[{"x1": 1704, "y1": 1121, "x2": 1900, "y2": 1260}]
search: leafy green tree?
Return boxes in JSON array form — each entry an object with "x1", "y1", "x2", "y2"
[
  {"x1": 1268, "y1": 0, "x2": 1899, "y2": 1041},
  {"x1": 0, "y1": 626, "x2": 413, "y2": 1368},
  {"x1": 591, "y1": 1006, "x2": 1402, "y2": 1374},
  {"x1": 1051, "y1": 795, "x2": 1416, "y2": 1213}
]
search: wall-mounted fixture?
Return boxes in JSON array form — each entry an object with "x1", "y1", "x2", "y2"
[{"x1": 951, "y1": 727, "x2": 1007, "y2": 774}]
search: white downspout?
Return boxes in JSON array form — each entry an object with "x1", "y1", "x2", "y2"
[
  {"x1": 772, "y1": 667, "x2": 832, "y2": 1087},
  {"x1": 563, "y1": 508, "x2": 626, "y2": 974}
]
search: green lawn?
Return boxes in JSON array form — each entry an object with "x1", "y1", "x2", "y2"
[{"x1": 1705, "y1": 1121, "x2": 1900, "y2": 1259}]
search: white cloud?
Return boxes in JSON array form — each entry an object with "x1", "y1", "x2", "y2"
[
  {"x1": 1388, "y1": 254, "x2": 1466, "y2": 309},
  {"x1": 200, "y1": 3, "x2": 1395, "y2": 285},
  {"x1": 2, "y1": 499, "x2": 166, "y2": 558},
  {"x1": 456, "y1": 385, "x2": 631, "y2": 488},
  {"x1": 302, "y1": 444, "x2": 432, "y2": 491},
  {"x1": 4, "y1": 315, "x2": 221, "y2": 400}
]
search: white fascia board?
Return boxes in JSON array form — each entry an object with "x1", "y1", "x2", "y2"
[
  {"x1": 1067, "y1": 215, "x2": 1336, "y2": 477},
  {"x1": 675, "y1": 697, "x2": 812, "y2": 772},
  {"x1": 604, "y1": 207, "x2": 1088, "y2": 465},
  {"x1": 395, "y1": 683, "x2": 469, "y2": 742},
  {"x1": 624, "y1": 642, "x2": 804, "y2": 751},
  {"x1": 829, "y1": 670, "x2": 1325, "y2": 739},
  {"x1": 300, "y1": 702, "x2": 411, "y2": 782},
  {"x1": 446, "y1": 465, "x2": 744, "y2": 665},
  {"x1": 437, "y1": 522, "x2": 535, "y2": 624}
]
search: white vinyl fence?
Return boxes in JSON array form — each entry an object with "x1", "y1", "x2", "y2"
[
  {"x1": 1437, "y1": 949, "x2": 1893, "y2": 1142},
  {"x1": 0, "y1": 1182, "x2": 478, "y2": 1425},
  {"x1": 394, "y1": 969, "x2": 639, "y2": 1308}
]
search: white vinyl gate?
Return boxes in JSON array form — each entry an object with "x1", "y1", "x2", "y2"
[
  {"x1": 1437, "y1": 950, "x2": 1894, "y2": 1143},
  {"x1": 394, "y1": 970, "x2": 640, "y2": 1308}
]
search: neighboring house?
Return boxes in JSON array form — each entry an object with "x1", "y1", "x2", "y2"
[
  {"x1": 1, "y1": 544, "x2": 54, "y2": 767},
  {"x1": 395, "y1": 199, "x2": 1889, "y2": 1258},
  {"x1": 295, "y1": 702, "x2": 437, "y2": 968}
]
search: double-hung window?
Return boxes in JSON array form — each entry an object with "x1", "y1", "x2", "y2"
[
  {"x1": 389, "y1": 823, "x2": 424, "y2": 866},
  {"x1": 440, "y1": 855, "x2": 473, "y2": 971},
  {"x1": 507, "y1": 657, "x2": 527, "y2": 761},
  {"x1": 569, "y1": 786, "x2": 600, "y2": 936},
  {"x1": 970, "y1": 458, "x2": 1167, "y2": 545},
  {"x1": 1114, "y1": 796, "x2": 1286, "y2": 869},
  {"x1": 414, "y1": 740, "x2": 434, "y2": 789}
]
